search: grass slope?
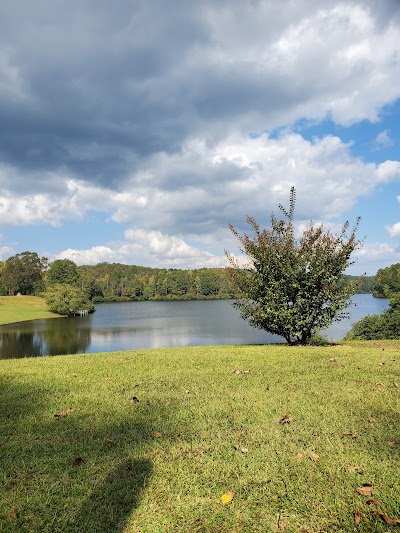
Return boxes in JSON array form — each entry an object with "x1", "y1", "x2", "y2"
[
  {"x1": 0, "y1": 296, "x2": 60, "y2": 326},
  {"x1": 1, "y1": 343, "x2": 399, "y2": 532}
]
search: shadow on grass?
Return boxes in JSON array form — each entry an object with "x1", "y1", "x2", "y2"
[
  {"x1": 70, "y1": 459, "x2": 152, "y2": 532},
  {"x1": 0, "y1": 375, "x2": 179, "y2": 532}
]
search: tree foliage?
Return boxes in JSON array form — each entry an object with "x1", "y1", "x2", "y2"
[
  {"x1": 226, "y1": 188, "x2": 362, "y2": 345},
  {"x1": 45, "y1": 284, "x2": 95, "y2": 316},
  {"x1": 346, "y1": 292, "x2": 400, "y2": 340},
  {"x1": 46, "y1": 259, "x2": 80, "y2": 286},
  {"x1": 0, "y1": 251, "x2": 47, "y2": 295},
  {"x1": 373, "y1": 263, "x2": 400, "y2": 298}
]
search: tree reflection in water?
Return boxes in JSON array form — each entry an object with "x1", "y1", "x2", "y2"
[{"x1": 0, "y1": 317, "x2": 91, "y2": 359}]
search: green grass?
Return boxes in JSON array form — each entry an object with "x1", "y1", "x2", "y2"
[
  {"x1": 0, "y1": 296, "x2": 60, "y2": 325},
  {"x1": 1, "y1": 342, "x2": 399, "y2": 532}
]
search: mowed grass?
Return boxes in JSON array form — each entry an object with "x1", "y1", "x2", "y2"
[
  {"x1": 1, "y1": 343, "x2": 399, "y2": 532},
  {"x1": 0, "y1": 296, "x2": 60, "y2": 325}
]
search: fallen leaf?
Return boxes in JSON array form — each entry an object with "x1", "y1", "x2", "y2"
[
  {"x1": 356, "y1": 483, "x2": 373, "y2": 496},
  {"x1": 11, "y1": 507, "x2": 18, "y2": 519},
  {"x1": 387, "y1": 441, "x2": 398, "y2": 447},
  {"x1": 279, "y1": 414, "x2": 291, "y2": 425},
  {"x1": 393, "y1": 383, "x2": 399, "y2": 388},
  {"x1": 105, "y1": 377, "x2": 113, "y2": 382},
  {"x1": 355, "y1": 505, "x2": 361, "y2": 525},
  {"x1": 130, "y1": 396, "x2": 139, "y2": 403},
  {"x1": 72, "y1": 457, "x2": 85, "y2": 466},
  {"x1": 368, "y1": 418, "x2": 378, "y2": 423},
  {"x1": 69, "y1": 373, "x2": 78, "y2": 378},
  {"x1": 220, "y1": 491, "x2": 234, "y2": 505},
  {"x1": 297, "y1": 451, "x2": 306, "y2": 461},
  {"x1": 329, "y1": 358, "x2": 336, "y2": 362},
  {"x1": 348, "y1": 466, "x2": 364, "y2": 474},
  {"x1": 233, "y1": 369, "x2": 250, "y2": 375},
  {"x1": 154, "y1": 431, "x2": 162, "y2": 438},
  {"x1": 105, "y1": 438, "x2": 113, "y2": 444},
  {"x1": 309, "y1": 451, "x2": 319, "y2": 462},
  {"x1": 372, "y1": 511, "x2": 400, "y2": 525},
  {"x1": 366, "y1": 498, "x2": 380, "y2": 507},
  {"x1": 342, "y1": 433, "x2": 357, "y2": 439},
  {"x1": 241, "y1": 447, "x2": 249, "y2": 453}
]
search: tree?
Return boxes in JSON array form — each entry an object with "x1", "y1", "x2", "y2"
[
  {"x1": 45, "y1": 284, "x2": 95, "y2": 315},
  {"x1": 373, "y1": 263, "x2": 400, "y2": 298},
  {"x1": 346, "y1": 292, "x2": 400, "y2": 340},
  {"x1": 226, "y1": 188, "x2": 362, "y2": 345},
  {"x1": 46, "y1": 259, "x2": 80, "y2": 286},
  {"x1": 1, "y1": 251, "x2": 47, "y2": 295}
]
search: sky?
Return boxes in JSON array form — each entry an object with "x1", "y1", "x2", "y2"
[{"x1": 0, "y1": 0, "x2": 400, "y2": 275}]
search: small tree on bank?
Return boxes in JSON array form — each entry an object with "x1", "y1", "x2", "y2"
[{"x1": 226, "y1": 188, "x2": 362, "y2": 345}]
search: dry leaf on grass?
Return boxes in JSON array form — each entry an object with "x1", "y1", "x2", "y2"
[
  {"x1": 348, "y1": 466, "x2": 364, "y2": 474},
  {"x1": 233, "y1": 369, "x2": 250, "y2": 375},
  {"x1": 11, "y1": 507, "x2": 18, "y2": 519},
  {"x1": 368, "y1": 417, "x2": 378, "y2": 423},
  {"x1": 366, "y1": 498, "x2": 380, "y2": 507},
  {"x1": 356, "y1": 483, "x2": 373, "y2": 496},
  {"x1": 388, "y1": 441, "x2": 398, "y2": 447},
  {"x1": 372, "y1": 511, "x2": 400, "y2": 525},
  {"x1": 341, "y1": 433, "x2": 357, "y2": 439},
  {"x1": 297, "y1": 451, "x2": 306, "y2": 461},
  {"x1": 105, "y1": 377, "x2": 113, "y2": 382},
  {"x1": 72, "y1": 457, "x2": 85, "y2": 466},
  {"x1": 393, "y1": 382, "x2": 399, "y2": 388},
  {"x1": 309, "y1": 451, "x2": 319, "y2": 462},
  {"x1": 279, "y1": 414, "x2": 291, "y2": 425},
  {"x1": 54, "y1": 407, "x2": 76, "y2": 419},
  {"x1": 220, "y1": 491, "x2": 235, "y2": 505},
  {"x1": 154, "y1": 431, "x2": 162, "y2": 438},
  {"x1": 355, "y1": 505, "x2": 361, "y2": 525}
]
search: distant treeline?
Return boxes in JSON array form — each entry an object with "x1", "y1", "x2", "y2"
[
  {"x1": 0, "y1": 251, "x2": 375, "y2": 302},
  {"x1": 77, "y1": 263, "x2": 374, "y2": 302}
]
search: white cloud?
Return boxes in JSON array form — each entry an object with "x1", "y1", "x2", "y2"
[
  {"x1": 375, "y1": 130, "x2": 394, "y2": 147},
  {"x1": 350, "y1": 241, "x2": 400, "y2": 274},
  {"x1": 386, "y1": 221, "x2": 400, "y2": 238}
]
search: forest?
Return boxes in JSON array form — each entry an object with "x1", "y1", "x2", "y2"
[{"x1": 0, "y1": 251, "x2": 375, "y2": 302}]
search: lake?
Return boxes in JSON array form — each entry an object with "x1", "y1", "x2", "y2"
[{"x1": 0, "y1": 294, "x2": 389, "y2": 359}]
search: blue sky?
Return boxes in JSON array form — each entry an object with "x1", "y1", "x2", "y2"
[{"x1": 0, "y1": 0, "x2": 400, "y2": 275}]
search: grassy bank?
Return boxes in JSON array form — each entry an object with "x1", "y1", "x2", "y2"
[
  {"x1": 0, "y1": 295, "x2": 60, "y2": 326},
  {"x1": 1, "y1": 343, "x2": 399, "y2": 532}
]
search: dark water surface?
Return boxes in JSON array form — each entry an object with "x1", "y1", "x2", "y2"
[{"x1": 0, "y1": 295, "x2": 389, "y2": 359}]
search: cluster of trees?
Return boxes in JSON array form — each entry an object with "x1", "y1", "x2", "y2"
[
  {"x1": 373, "y1": 262, "x2": 400, "y2": 298},
  {"x1": 346, "y1": 293, "x2": 400, "y2": 340},
  {"x1": 347, "y1": 262, "x2": 400, "y2": 340}
]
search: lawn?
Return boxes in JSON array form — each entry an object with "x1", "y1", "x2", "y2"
[
  {"x1": 1, "y1": 342, "x2": 399, "y2": 532},
  {"x1": 0, "y1": 296, "x2": 60, "y2": 325}
]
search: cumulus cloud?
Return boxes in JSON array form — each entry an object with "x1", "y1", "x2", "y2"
[
  {"x1": 0, "y1": 1, "x2": 399, "y2": 190},
  {"x1": 57, "y1": 231, "x2": 224, "y2": 268},
  {"x1": 0, "y1": 1, "x2": 400, "y2": 273}
]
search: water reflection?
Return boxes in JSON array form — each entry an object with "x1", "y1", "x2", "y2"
[{"x1": 0, "y1": 317, "x2": 92, "y2": 358}]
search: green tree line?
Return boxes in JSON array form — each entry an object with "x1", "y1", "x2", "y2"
[{"x1": 0, "y1": 252, "x2": 375, "y2": 303}]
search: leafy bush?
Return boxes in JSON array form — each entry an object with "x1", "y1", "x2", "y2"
[
  {"x1": 45, "y1": 284, "x2": 94, "y2": 315},
  {"x1": 346, "y1": 292, "x2": 400, "y2": 340}
]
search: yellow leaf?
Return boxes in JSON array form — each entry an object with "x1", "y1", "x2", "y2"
[
  {"x1": 309, "y1": 451, "x2": 319, "y2": 462},
  {"x1": 220, "y1": 491, "x2": 234, "y2": 505}
]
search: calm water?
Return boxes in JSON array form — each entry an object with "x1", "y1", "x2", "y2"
[{"x1": 0, "y1": 294, "x2": 389, "y2": 359}]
